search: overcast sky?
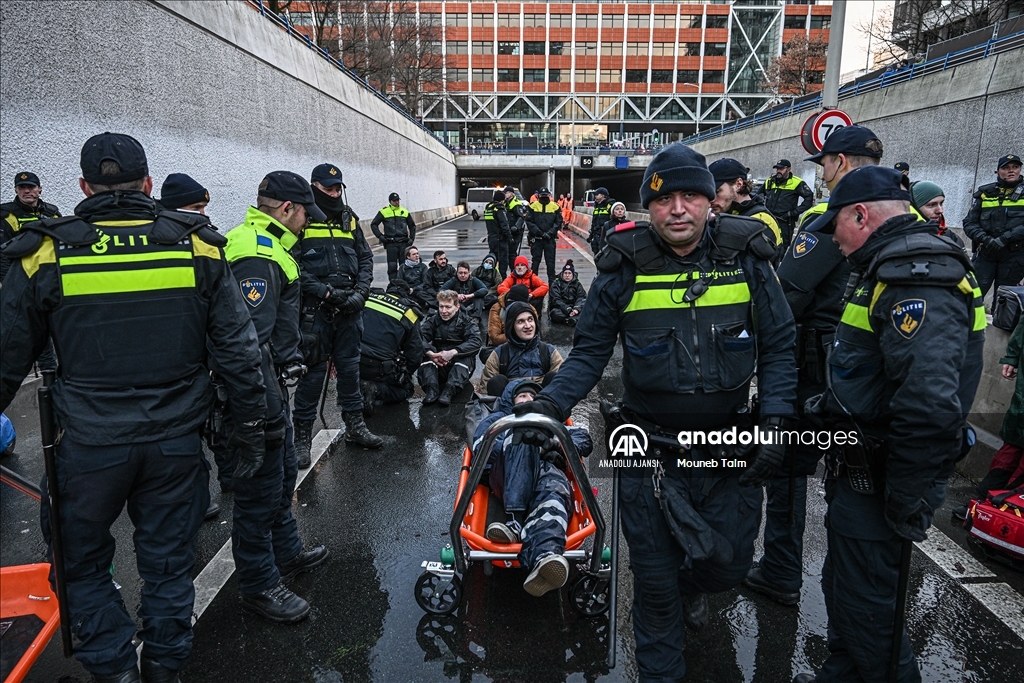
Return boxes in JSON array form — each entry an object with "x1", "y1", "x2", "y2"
[{"x1": 841, "y1": 0, "x2": 894, "y2": 73}]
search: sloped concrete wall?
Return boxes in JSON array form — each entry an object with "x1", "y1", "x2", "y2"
[
  {"x1": 0, "y1": 0, "x2": 457, "y2": 230},
  {"x1": 692, "y1": 48, "x2": 1023, "y2": 228}
]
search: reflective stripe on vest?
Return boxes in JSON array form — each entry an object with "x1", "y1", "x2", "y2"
[
  {"x1": 379, "y1": 206, "x2": 410, "y2": 219},
  {"x1": 365, "y1": 296, "x2": 405, "y2": 321},
  {"x1": 624, "y1": 271, "x2": 750, "y2": 313},
  {"x1": 765, "y1": 176, "x2": 803, "y2": 192},
  {"x1": 304, "y1": 226, "x2": 355, "y2": 240},
  {"x1": 225, "y1": 207, "x2": 300, "y2": 283},
  {"x1": 529, "y1": 201, "x2": 560, "y2": 214}
]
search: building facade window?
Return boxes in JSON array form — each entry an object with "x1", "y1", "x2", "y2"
[
  {"x1": 497, "y1": 68, "x2": 518, "y2": 82},
  {"x1": 497, "y1": 13, "x2": 517, "y2": 28},
  {"x1": 785, "y1": 15, "x2": 807, "y2": 29},
  {"x1": 523, "y1": 68, "x2": 546, "y2": 82},
  {"x1": 288, "y1": 12, "x2": 311, "y2": 25},
  {"x1": 575, "y1": 69, "x2": 597, "y2": 83},
  {"x1": 576, "y1": 15, "x2": 598, "y2": 29},
  {"x1": 522, "y1": 14, "x2": 544, "y2": 28},
  {"x1": 684, "y1": 43, "x2": 702, "y2": 56},
  {"x1": 472, "y1": 68, "x2": 491, "y2": 81},
  {"x1": 601, "y1": 43, "x2": 623, "y2": 56},
  {"x1": 602, "y1": 14, "x2": 624, "y2": 28},
  {"x1": 680, "y1": 14, "x2": 701, "y2": 29},
  {"x1": 447, "y1": 68, "x2": 468, "y2": 82},
  {"x1": 498, "y1": 41, "x2": 519, "y2": 55},
  {"x1": 550, "y1": 14, "x2": 573, "y2": 29},
  {"x1": 548, "y1": 69, "x2": 562, "y2": 82},
  {"x1": 574, "y1": 42, "x2": 597, "y2": 55},
  {"x1": 600, "y1": 69, "x2": 622, "y2": 83},
  {"x1": 810, "y1": 15, "x2": 831, "y2": 30},
  {"x1": 626, "y1": 42, "x2": 649, "y2": 56},
  {"x1": 524, "y1": 41, "x2": 545, "y2": 55},
  {"x1": 472, "y1": 41, "x2": 492, "y2": 54},
  {"x1": 447, "y1": 41, "x2": 468, "y2": 54},
  {"x1": 651, "y1": 42, "x2": 675, "y2": 56},
  {"x1": 703, "y1": 70, "x2": 725, "y2": 83},
  {"x1": 652, "y1": 15, "x2": 675, "y2": 29},
  {"x1": 549, "y1": 42, "x2": 566, "y2": 55},
  {"x1": 677, "y1": 69, "x2": 700, "y2": 84},
  {"x1": 446, "y1": 13, "x2": 467, "y2": 27},
  {"x1": 472, "y1": 13, "x2": 493, "y2": 28},
  {"x1": 421, "y1": 13, "x2": 441, "y2": 26},
  {"x1": 705, "y1": 15, "x2": 728, "y2": 29},
  {"x1": 627, "y1": 14, "x2": 651, "y2": 29},
  {"x1": 704, "y1": 42, "x2": 728, "y2": 56},
  {"x1": 625, "y1": 69, "x2": 648, "y2": 83},
  {"x1": 651, "y1": 69, "x2": 673, "y2": 83}
]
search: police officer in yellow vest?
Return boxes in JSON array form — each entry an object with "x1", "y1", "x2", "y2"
[
  {"x1": 709, "y1": 158, "x2": 784, "y2": 262},
  {"x1": 963, "y1": 153, "x2": 1024, "y2": 297},
  {"x1": 793, "y1": 166, "x2": 985, "y2": 683},
  {"x1": 292, "y1": 163, "x2": 383, "y2": 457},
  {"x1": 371, "y1": 191, "x2": 417, "y2": 281},
  {"x1": 517, "y1": 143, "x2": 797, "y2": 681},
  {"x1": 0, "y1": 133, "x2": 267, "y2": 683},
  {"x1": 223, "y1": 171, "x2": 330, "y2": 625},
  {"x1": 526, "y1": 187, "x2": 563, "y2": 284},
  {"x1": 758, "y1": 159, "x2": 813, "y2": 248}
]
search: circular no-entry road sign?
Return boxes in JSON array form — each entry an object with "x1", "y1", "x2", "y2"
[{"x1": 811, "y1": 110, "x2": 853, "y2": 151}]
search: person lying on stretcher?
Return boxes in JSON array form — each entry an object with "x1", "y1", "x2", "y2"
[{"x1": 471, "y1": 378, "x2": 594, "y2": 596}]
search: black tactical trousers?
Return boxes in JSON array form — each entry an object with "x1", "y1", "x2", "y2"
[{"x1": 530, "y1": 237, "x2": 556, "y2": 283}]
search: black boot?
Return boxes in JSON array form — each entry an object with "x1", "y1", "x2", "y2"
[
  {"x1": 423, "y1": 385, "x2": 440, "y2": 404},
  {"x1": 793, "y1": 674, "x2": 817, "y2": 683},
  {"x1": 140, "y1": 658, "x2": 180, "y2": 683},
  {"x1": 294, "y1": 418, "x2": 314, "y2": 469},
  {"x1": 683, "y1": 592, "x2": 708, "y2": 631},
  {"x1": 343, "y1": 411, "x2": 383, "y2": 449},
  {"x1": 361, "y1": 381, "x2": 377, "y2": 418},
  {"x1": 93, "y1": 670, "x2": 141, "y2": 683},
  {"x1": 240, "y1": 582, "x2": 310, "y2": 623},
  {"x1": 277, "y1": 544, "x2": 330, "y2": 580},
  {"x1": 437, "y1": 386, "x2": 456, "y2": 407}
]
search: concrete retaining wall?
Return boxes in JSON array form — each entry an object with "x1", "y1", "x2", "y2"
[
  {"x1": 692, "y1": 48, "x2": 1023, "y2": 228},
  {"x1": 0, "y1": 0, "x2": 457, "y2": 231}
]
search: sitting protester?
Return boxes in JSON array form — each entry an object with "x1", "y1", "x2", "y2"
[
  {"x1": 418, "y1": 290, "x2": 482, "y2": 407},
  {"x1": 473, "y1": 253, "x2": 502, "y2": 311},
  {"x1": 497, "y1": 255, "x2": 549, "y2": 312},
  {"x1": 472, "y1": 378, "x2": 593, "y2": 596},
  {"x1": 425, "y1": 250, "x2": 456, "y2": 298},
  {"x1": 442, "y1": 261, "x2": 489, "y2": 319},
  {"x1": 481, "y1": 301, "x2": 563, "y2": 390},
  {"x1": 548, "y1": 260, "x2": 587, "y2": 326},
  {"x1": 359, "y1": 279, "x2": 425, "y2": 416},
  {"x1": 487, "y1": 284, "x2": 538, "y2": 346},
  {"x1": 398, "y1": 245, "x2": 429, "y2": 294}
]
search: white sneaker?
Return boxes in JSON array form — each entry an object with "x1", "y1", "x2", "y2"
[
  {"x1": 486, "y1": 519, "x2": 522, "y2": 544},
  {"x1": 523, "y1": 554, "x2": 569, "y2": 597}
]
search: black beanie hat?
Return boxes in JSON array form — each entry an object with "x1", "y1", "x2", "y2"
[
  {"x1": 561, "y1": 259, "x2": 576, "y2": 275},
  {"x1": 160, "y1": 173, "x2": 209, "y2": 210},
  {"x1": 507, "y1": 283, "x2": 530, "y2": 302},
  {"x1": 387, "y1": 278, "x2": 412, "y2": 296},
  {"x1": 640, "y1": 143, "x2": 716, "y2": 208},
  {"x1": 492, "y1": 190, "x2": 505, "y2": 202}
]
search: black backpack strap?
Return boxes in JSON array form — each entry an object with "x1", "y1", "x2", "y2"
[
  {"x1": 498, "y1": 344, "x2": 510, "y2": 376},
  {"x1": 540, "y1": 342, "x2": 552, "y2": 373}
]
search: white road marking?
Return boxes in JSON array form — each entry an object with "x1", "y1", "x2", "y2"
[
  {"x1": 190, "y1": 429, "x2": 340, "y2": 622},
  {"x1": 369, "y1": 215, "x2": 465, "y2": 253},
  {"x1": 915, "y1": 528, "x2": 997, "y2": 580},
  {"x1": 962, "y1": 583, "x2": 1024, "y2": 641}
]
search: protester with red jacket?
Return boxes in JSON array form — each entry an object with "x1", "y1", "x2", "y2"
[{"x1": 497, "y1": 255, "x2": 549, "y2": 311}]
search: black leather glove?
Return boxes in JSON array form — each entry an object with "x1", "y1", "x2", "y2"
[
  {"x1": 739, "y1": 417, "x2": 789, "y2": 487},
  {"x1": 511, "y1": 395, "x2": 565, "y2": 448},
  {"x1": 340, "y1": 289, "x2": 366, "y2": 315},
  {"x1": 229, "y1": 420, "x2": 266, "y2": 480},
  {"x1": 538, "y1": 436, "x2": 566, "y2": 469},
  {"x1": 325, "y1": 288, "x2": 352, "y2": 308},
  {"x1": 983, "y1": 236, "x2": 1006, "y2": 255},
  {"x1": 884, "y1": 497, "x2": 932, "y2": 542}
]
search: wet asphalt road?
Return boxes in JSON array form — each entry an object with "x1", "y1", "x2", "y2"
[{"x1": 2, "y1": 214, "x2": 1022, "y2": 682}]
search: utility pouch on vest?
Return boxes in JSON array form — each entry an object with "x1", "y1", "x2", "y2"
[{"x1": 205, "y1": 377, "x2": 229, "y2": 446}]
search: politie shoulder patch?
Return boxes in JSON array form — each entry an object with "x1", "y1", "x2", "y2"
[
  {"x1": 791, "y1": 232, "x2": 817, "y2": 258},
  {"x1": 891, "y1": 299, "x2": 925, "y2": 339},
  {"x1": 240, "y1": 278, "x2": 268, "y2": 307}
]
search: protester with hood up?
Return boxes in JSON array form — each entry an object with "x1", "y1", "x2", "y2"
[
  {"x1": 548, "y1": 261, "x2": 587, "y2": 326},
  {"x1": 498, "y1": 255, "x2": 549, "y2": 311},
  {"x1": 472, "y1": 378, "x2": 592, "y2": 596},
  {"x1": 473, "y1": 253, "x2": 502, "y2": 311},
  {"x1": 481, "y1": 300, "x2": 563, "y2": 389},
  {"x1": 488, "y1": 284, "x2": 539, "y2": 346}
]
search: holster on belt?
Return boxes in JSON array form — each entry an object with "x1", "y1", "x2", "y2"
[
  {"x1": 205, "y1": 375, "x2": 229, "y2": 446},
  {"x1": 796, "y1": 325, "x2": 828, "y2": 385}
]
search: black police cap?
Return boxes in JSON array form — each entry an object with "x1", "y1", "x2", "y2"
[
  {"x1": 805, "y1": 166, "x2": 911, "y2": 233},
  {"x1": 593, "y1": 187, "x2": 609, "y2": 196},
  {"x1": 80, "y1": 132, "x2": 149, "y2": 185},
  {"x1": 709, "y1": 158, "x2": 748, "y2": 188},
  {"x1": 773, "y1": 159, "x2": 791, "y2": 169},
  {"x1": 894, "y1": 162, "x2": 910, "y2": 173},
  {"x1": 537, "y1": 187, "x2": 551, "y2": 196},
  {"x1": 805, "y1": 125, "x2": 883, "y2": 164},
  {"x1": 998, "y1": 154, "x2": 1022, "y2": 169},
  {"x1": 160, "y1": 173, "x2": 209, "y2": 210},
  {"x1": 503, "y1": 186, "x2": 516, "y2": 194},
  {"x1": 311, "y1": 163, "x2": 345, "y2": 188},
  {"x1": 259, "y1": 171, "x2": 327, "y2": 222},
  {"x1": 14, "y1": 171, "x2": 40, "y2": 187}
]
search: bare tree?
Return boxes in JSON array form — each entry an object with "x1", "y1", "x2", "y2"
[
  {"x1": 266, "y1": 0, "x2": 293, "y2": 15},
  {"x1": 760, "y1": 34, "x2": 829, "y2": 98},
  {"x1": 309, "y1": 1, "x2": 341, "y2": 58}
]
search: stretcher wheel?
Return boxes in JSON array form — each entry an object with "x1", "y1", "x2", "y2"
[
  {"x1": 415, "y1": 571, "x2": 462, "y2": 615},
  {"x1": 570, "y1": 575, "x2": 610, "y2": 617}
]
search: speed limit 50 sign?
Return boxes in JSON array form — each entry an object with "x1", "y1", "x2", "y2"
[{"x1": 800, "y1": 110, "x2": 854, "y2": 154}]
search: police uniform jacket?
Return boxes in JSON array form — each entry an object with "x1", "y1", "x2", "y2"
[
  {"x1": 370, "y1": 205, "x2": 416, "y2": 243},
  {"x1": 484, "y1": 202, "x2": 511, "y2": 239},
  {"x1": 361, "y1": 291, "x2": 425, "y2": 379},
  {"x1": 588, "y1": 197, "x2": 615, "y2": 241},
  {"x1": 505, "y1": 196, "x2": 529, "y2": 224},
  {"x1": 420, "y1": 308, "x2": 482, "y2": 359},
  {"x1": 527, "y1": 199, "x2": 563, "y2": 240},
  {"x1": 1, "y1": 197, "x2": 61, "y2": 280},
  {"x1": 224, "y1": 207, "x2": 304, "y2": 426},
  {"x1": 295, "y1": 206, "x2": 374, "y2": 304},
  {"x1": 761, "y1": 174, "x2": 813, "y2": 222},
  {"x1": 823, "y1": 215, "x2": 985, "y2": 515},
  {"x1": 542, "y1": 217, "x2": 797, "y2": 432},
  {"x1": 0, "y1": 191, "x2": 266, "y2": 443},
  {"x1": 962, "y1": 179, "x2": 1024, "y2": 252},
  {"x1": 729, "y1": 197, "x2": 783, "y2": 247},
  {"x1": 778, "y1": 224, "x2": 851, "y2": 332}
]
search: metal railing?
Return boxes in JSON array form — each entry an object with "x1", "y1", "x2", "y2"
[
  {"x1": 680, "y1": 29, "x2": 1023, "y2": 146},
  {"x1": 245, "y1": 0, "x2": 455, "y2": 151},
  {"x1": 454, "y1": 145, "x2": 665, "y2": 156}
]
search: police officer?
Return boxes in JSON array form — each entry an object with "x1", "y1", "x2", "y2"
[
  {"x1": 895, "y1": 161, "x2": 910, "y2": 178},
  {"x1": 484, "y1": 190, "x2": 512, "y2": 276},
  {"x1": 587, "y1": 186, "x2": 615, "y2": 253},
  {"x1": 292, "y1": 163, "x2": 383, "y2": 458},
  {"x1": 792, "y1": 166, "x2": 984, "y2": 683},
  {"x1": 518, "y1": 143, "x2": 797, "y2": 681},
  {"x1": 371, "y1": 191, "x2": 417, "y2": 281},
  {"x1": 709, "y1": 157, "x2": 784, "y2": 253},
  {"x1": 222, "y1": 171, "x2": 330, "y2": 623},
  {"x1": 963, "y1": 153, "x2": 1024, "y2": 297},
  {"x1": 527, "y1": 187, "x2": 563, "y2": 284},
  {"x1": 0, "y1": 133, "x2": 267, "y2": 683},
  {"x1": 504, "y1": 185, "x2": 528, "y2": 255},
  {"x1": 359, "y1": 279, "x2": 425, "y2": 416},
  {"x1": 759, "y1": 159, "x2": 813, "y2": 249},
  {"x1": 158, "y1": 173, "x2": 210, "y2": 215},
  {"x1": 1, "y1": 171, "x2": 61, "y2": 372}
]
